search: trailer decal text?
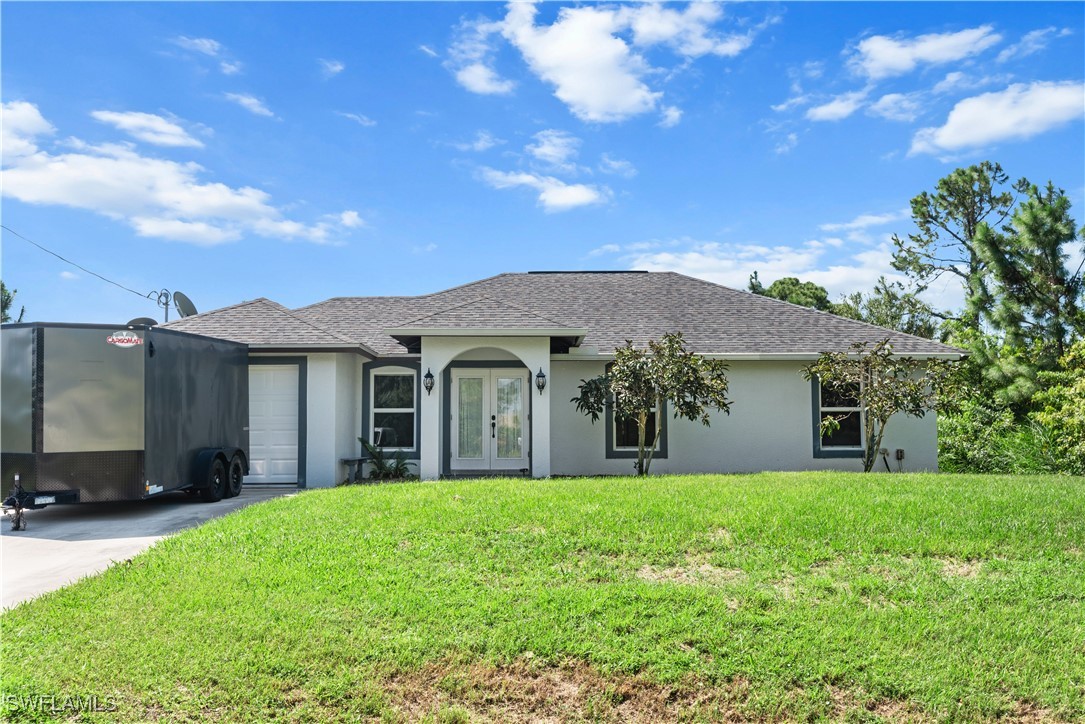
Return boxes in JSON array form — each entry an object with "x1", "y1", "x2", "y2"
[{"x1": 106, "y1": 332, "x2": 143, "y2": 348}]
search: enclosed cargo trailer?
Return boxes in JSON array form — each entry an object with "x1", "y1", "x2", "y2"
[{"x1": 1, "y1": 323, "x2": 249, "y2": 525}]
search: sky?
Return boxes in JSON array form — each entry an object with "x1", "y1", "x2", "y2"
[{"x1": 2, "y1": 1, "x2": 1083, "y2": 325}]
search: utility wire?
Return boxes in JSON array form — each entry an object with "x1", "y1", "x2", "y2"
[{"x1": 1, "y1": 224, "x2": 152, "y2": 300}]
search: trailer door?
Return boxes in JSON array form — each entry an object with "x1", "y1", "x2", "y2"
[{"x1": 246, "y1": 365, "x2": 300, "y2": 485}]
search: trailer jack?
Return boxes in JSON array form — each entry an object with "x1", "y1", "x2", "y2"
[{"x1": 3, "y1": 480, "x2": 30, "y2": 531}]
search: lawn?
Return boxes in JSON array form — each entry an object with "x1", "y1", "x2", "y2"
[{"x1": 2, "y1": 473, "x2": 1083, "y2": 722}]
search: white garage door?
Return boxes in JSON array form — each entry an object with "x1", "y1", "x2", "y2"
[{"x1": 247, "y1": 365, "x2": 299, "y2": 485}]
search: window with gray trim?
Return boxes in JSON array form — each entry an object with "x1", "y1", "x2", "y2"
[
  {"x1": 372, "y1": 371, "x2": 415, "y2": 449},
  {"x1": 818, "y1": 382, "x2": 862, "y2": 448},
  {"x1": 614, "y1": 400, "x2": 657, "y2": 449}
]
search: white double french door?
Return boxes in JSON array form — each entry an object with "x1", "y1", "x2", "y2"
[{"x1": 450, "y1": 369, "x2": 530, "y2": 472}]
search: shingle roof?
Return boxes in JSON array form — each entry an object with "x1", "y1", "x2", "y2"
[
  {"x1": 168, "y1": 272, "x2": 964, "y2": 358},
  {"x1": 390, "y1": 295, "x2": 579, "y2": 331},
  {"x1": 162, "y1": 297, "x2": 358, "y2": 348}
]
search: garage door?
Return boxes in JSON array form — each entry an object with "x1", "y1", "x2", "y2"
[{"x1": 247, "y1": 365, "x2": 300, "y2": 485}]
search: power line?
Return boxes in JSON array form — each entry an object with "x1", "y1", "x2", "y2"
[{"x1": 1, "y1": 224, "x2": 152, "y2": 300}]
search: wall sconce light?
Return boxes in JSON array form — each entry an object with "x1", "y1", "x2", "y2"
[
  {"x1": 423, "y1": 368, "x2": 435, "y2": 395},
  {"x1": 535, "y1": 367, "x2": 547, "y2": 395}
]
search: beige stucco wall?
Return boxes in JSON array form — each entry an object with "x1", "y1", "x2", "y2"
[{"x1": 548, "y1": 359, "x2": 938, "y2": 476}]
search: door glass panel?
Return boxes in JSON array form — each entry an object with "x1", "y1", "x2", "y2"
[
  {"x1": 495, "y1": 377, "x2": 523, "y2": 459},
  {"x1": 457, "y1": 377, "x2": 484, "y2": 459}
]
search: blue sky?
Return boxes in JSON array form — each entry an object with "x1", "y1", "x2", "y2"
[{"x1": 2, "y1": 2, "x2": 1083, "y2": 324}]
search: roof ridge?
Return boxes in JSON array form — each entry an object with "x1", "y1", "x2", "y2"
[
  {"x1": 272, "y1": 305, "x2": 356, "y2": 345},
  {"x1": 478, "y1": 293, "x2": 571, "y2": 328},
  {"x1": 164, "y1": 296, "x2": 285, "y2": 324}
]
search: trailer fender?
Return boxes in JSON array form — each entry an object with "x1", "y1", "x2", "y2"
[{"x1": 191, "y1": 449, "x2": 230, "y2": 489}]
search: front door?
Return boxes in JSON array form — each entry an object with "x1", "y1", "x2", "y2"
[{"x1": 451, "y1": 369, "x2": 529, "y2": 472}]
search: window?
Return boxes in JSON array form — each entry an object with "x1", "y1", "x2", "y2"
[
  {"x1": 614, "y1": 406, "x2": 657, "y2": 449},
  {"x1": 371, "y1": 370, "x2": 416, "y2": 449},
  {"x1": 605, "y1": 393, "x2": 667, "y2": 460},
  {"x1": 818, "y1": 382, "x2": 862, "y2": 448}
]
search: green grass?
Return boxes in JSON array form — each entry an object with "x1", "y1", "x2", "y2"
[{"x1": 2, "y1": 473, "x2": 1084, "y2": 722}]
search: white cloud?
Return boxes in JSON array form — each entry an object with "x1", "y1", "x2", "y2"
[
  {"x1": 931, "y1": 71, "x2": 967, "y2": 94},
  {"x1": 171, "y1": 36, "x2": 242, "y2": 75},
  {"x1": 848, "y1": 25, "x2": 1002, "y2": 80},
  {"x1": 598, "y1": 153, "x2": 637, "y2": 178},
  {"x1": 866, "y1": 93, "x2": 923, "y2": 122},
  {"x1": 90, "y1": 110, "x2": 204, "y2": 148},
  {"x1": 338, "y1": 210, "x2": 364, "y2": 228},
  {"x1": 1, "y1": 101, "x2": 56, "y2": 162},
  {"x1": 500, "y1": 3, "x2": 660, "y2": 123},
  {"x1": 820, "y1": 209, "x2": 909, "y2": 233},
  {"x1": 625, "y1": 238, "x2": 910, "y2": 301},
  {"x1": 2, "y1": 101, "x2": 341, "y2": 246},
  {"x1": 59, "y1": 271, "x2": 79, "y2": 281},
  {"x1": 805, "y1": 90, "x2": 868, "y2": 121},
  {"x1": 774, "y1": 132, "x2": 798, "y2": 155},
  {"x1": 319, "y1": 58, "x2": 345, "y2": 78},
  {"x1": 771, "y1": 94, "x2": 810, "y2": 113},
  {"x1": 449, "y1": 2, "x2": 763, "y2": 124},
  {"x1": 419, "y1": 45, "x2": 439, "y2": 58},
  {"x1": 337, "y1": 111, "x2": 377, "y2": 127},
  {"x1": 456, "y1": 63, "x2": 517, "y2": 95},
  {"x1": 622, "y1": 2, "x2": 759, "y2": 58},
  {"x1": 171, "y1": 36, "x2": 222, "y2": 57},
  {"x1": 526, "y1": 129, "x2": 580, "y2": 171},
  {"x1": 413, "y1": 242, "x2": 438, "y2": 254},
  {"x1": 447, "y1": 16, "x2": 516, "y2": 95},
  {"x1": 224, "y1": 93, "x2": 275, "y2": 118},
  {"x1": 997, "y1": 27, "x2": 1072, "y2": 64},
  {"x1": 658, "y1": 106, "x2": 683, "y2": 128},
  {"x1": 478, "y1": 167, "x2": 608, "y2": 212},
  {"x1": 451, "y1": 130, "x2": 502, "y2": 152},
  {"x1": 911, "y1": 81, "x2": 1085, "y2": 155}
]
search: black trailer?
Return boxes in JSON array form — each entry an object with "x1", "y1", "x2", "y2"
[{"x1": 1, "y1": 322, "x2": 249, "y2": 527}]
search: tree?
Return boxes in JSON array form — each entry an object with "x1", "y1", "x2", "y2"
[
  {"x1": 891, "y1": 161, "x2": 1016, "y2": 329},
  {"x1": 749, "y1": 272, "x2": 834, "y2": 311},
  {"x1": 1032, "y1": 340, "x2": 1085, "y2": 475},
  {"x1": 571, "y1": 333, "x2": 731, "y2": 476},
  {"x1": 834, "y1": 277, "x2": 938, "y2": 339},
  {"x1": 1, "y1": 281, "x2": 25, "y2": 323},
  {"x1": 964, "y1": 182, "x2": 1085, "y2": 405},
  {"x1": 803, "y1": 339, "x2": 956, "y2": 473}
]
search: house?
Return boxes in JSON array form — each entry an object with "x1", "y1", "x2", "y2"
[{"x1": 164, "y1": 271, "x2": 964, "y2": 486}]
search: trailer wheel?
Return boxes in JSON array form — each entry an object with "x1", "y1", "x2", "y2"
[
  {"x1": 226, "y1": 455, "x2": 245, "y2": 498},
  {"x1": 201, "y1": 458, "x2": 227, "y2": 503}
]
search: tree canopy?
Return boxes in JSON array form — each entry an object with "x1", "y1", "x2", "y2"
[{"x1": 571, "y1": 333, "x2": 731, "y2": 476}]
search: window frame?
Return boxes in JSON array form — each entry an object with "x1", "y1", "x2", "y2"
[
  {"x1": 604, "y1": 388, "x2": 668, "y2": 460},
  {"x1": 370, "y1": 367, "x2": 417, "y2": 452},
  {"x1": 811, "y1": 378, "x2": 864, "y2": 459}
]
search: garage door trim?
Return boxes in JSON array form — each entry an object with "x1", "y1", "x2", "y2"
[{"x1": 249, "y1": 356, "x2": 307, "y2": 488}]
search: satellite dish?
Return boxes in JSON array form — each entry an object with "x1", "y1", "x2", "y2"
[
  {"x1": 173, "y1": 291, "x2": 198, "y2": 318},
  {"x1": 127, "y1": 317, "x2": 159, "y2": 327}
]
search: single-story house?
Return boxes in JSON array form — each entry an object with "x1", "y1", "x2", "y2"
[{"x1": 164, "y1": 271, "x2": 964, "y2": 486}]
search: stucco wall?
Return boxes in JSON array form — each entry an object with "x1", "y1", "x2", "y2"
[
  {"x1": 549, "y1": 359, "x2": 938, "y2": 476},
  {"x1": 302, "y1": 353, "x2": 364, "y2": 487}
]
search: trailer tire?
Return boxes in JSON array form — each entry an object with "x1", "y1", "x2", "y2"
[
  {"x1": 226, "y1": 454, "x2": 245, "y2": 498},
  {"x1": 201, "y1": 458, "x2": 227, "y2": 503}
]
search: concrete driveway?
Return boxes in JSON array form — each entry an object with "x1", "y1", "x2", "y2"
[{"x1": 1, "y1": 486, "x2": 295, "y2": 610}]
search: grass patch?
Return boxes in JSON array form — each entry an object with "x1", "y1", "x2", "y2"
[{"x1": 2, "y1": 472, "x2": 1083, "y2": 721}]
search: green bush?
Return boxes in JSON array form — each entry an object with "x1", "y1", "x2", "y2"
[
  {"x1": 1031, "y1": 341, "x2": 1085, "y2": 475},
  {"x1": 938, "y1": 400, "x2": 1065, "y2": 474}
]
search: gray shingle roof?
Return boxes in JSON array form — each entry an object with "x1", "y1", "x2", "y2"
[
  {"x1": 391, "y1": 295, "x2": 578, "y2": 330},
  {"x1": 168, "y1": 272, "x2": 964, "y2": 357},
  {"x1": 162, "y1": 297, "x2": 357, "y2": 348}
]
